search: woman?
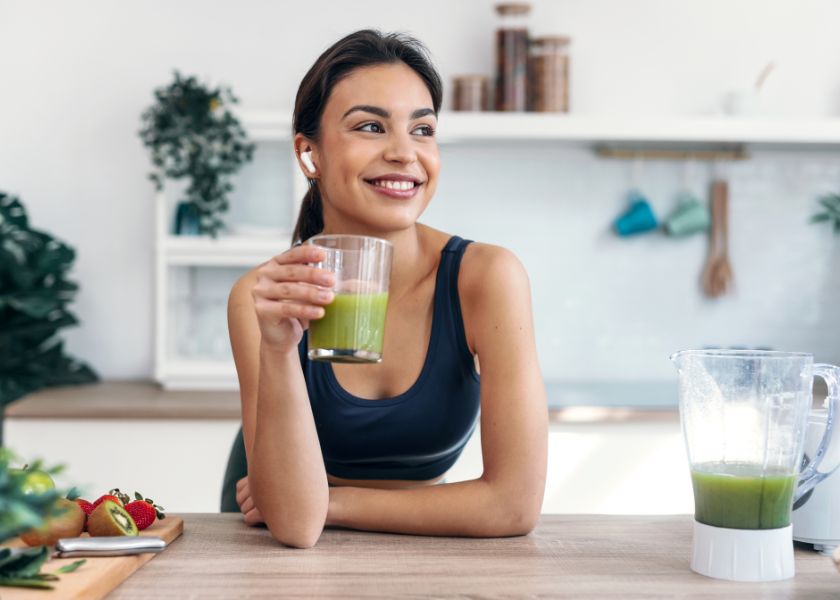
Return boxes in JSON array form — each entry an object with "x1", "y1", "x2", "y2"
[{"x1": 221, "y1": 29, "x2": 547, "y2": 548}]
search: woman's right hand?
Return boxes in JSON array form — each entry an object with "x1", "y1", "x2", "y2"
[
  {"x1": 252, "y1": 244, "x2": 335, "y2": 354},
  {"x1": 235, "y1": 476, "x2": 265, "y2": 526}
]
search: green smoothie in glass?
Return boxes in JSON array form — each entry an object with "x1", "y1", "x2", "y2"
[
  {"x1": 691, "y1": 462, "x2": 797, "y2": 530},
  {"x1": 309, "y1": 291, "x2": 389, "y2": 358},
  {"x1": 306, "y1": 234, "x2": 393, "y2": 363}
]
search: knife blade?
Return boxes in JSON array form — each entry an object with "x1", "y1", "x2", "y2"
[{"x1": 54, "y1": 536, "x2": 166, "y2": 557}]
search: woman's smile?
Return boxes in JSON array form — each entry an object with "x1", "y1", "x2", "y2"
[{"x1": 364, "y1": 173, "x2": 425, "y2": 199}]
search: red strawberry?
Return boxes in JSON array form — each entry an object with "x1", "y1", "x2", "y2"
[
  {"x1": 124, "y1": 501, "x2": 157, "y2": 530},
  {"x1": 75, "y1": 498, "x2": 95, "y2": 516},
  {"x1": 75, "y1": 498, "x2": 95, "y2": 532},
  {"x1": 124, "y1": 492, "x2": 166, "y2": 531},
  {"x1": 93, "y1": 494, "x2": 122, "y2": 508}
]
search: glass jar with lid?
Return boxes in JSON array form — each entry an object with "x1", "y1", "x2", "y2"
[
  {"x1": 452, "y1": 75, "x2": 490, "y2": 111},
  {"x1": 528, "y1": 35, "x2": 570, "y2": 112},
  {"x1": 494, "y1": 3, "x2": 531, "y2": 111}
]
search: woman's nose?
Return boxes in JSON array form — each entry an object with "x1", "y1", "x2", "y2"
[{"x1": 382, "y1": 132, "x2": 417, "y2": 165}]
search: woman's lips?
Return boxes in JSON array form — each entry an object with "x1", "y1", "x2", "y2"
[{"x1": 364, "y1": 179, "x2": 422, "y2": 199}]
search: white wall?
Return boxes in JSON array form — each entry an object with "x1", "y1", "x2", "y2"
[{"x1": 1, "y1": 0, "x2": 839, "y2": 381}]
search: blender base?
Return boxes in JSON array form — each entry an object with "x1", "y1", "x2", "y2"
[{"x1": 691, "y1": 520, "x2": 794, "y2": 582}]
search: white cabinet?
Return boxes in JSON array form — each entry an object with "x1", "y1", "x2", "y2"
[{"x1": 153, "y1": 112, "x2": 306, "y2": 390}]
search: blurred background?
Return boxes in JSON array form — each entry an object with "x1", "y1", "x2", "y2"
[{"x1": 2, "y1": 0, "x2": 839, "y2": 514}]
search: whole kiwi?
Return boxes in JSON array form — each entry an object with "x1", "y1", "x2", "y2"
[
  {"x1": 21, "y1": 498, "x2": 85, "y2": 546},
  {"x1": 87, "y1": 500, "x2": 139, "y2": 537}
]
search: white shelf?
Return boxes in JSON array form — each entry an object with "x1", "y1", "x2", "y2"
[
  {"x1": 236, "y1": 109, "x2": 840, "y2": 148},
  {"x1": 164, "y1": 234, "x2": 292, "y2": 267},
  {"x1": 437, "y1": 113, "x2": 840, "y2": 147},
  {"x1": 158, "y1": 358, "x2": 238, "y2": 390}
]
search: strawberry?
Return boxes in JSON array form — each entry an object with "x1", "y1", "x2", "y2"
[
  {"x1": 75, "y1": 498, "x2": 95, "y2": 516},
  {"x1": 93, "y1": 494, "x2": 123, "y2": 508},
  {"x1": 124, "y1": 492, "x2": 165, "y2": 531},
  {"x1": 75, "y1": 498, "x2": 95, "y2": 532},
  {"x1": 125, "y1": 501, "x2": 157, "y2": 530}
]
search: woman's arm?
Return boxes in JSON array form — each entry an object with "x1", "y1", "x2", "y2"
[
  {"x1": 327, "y1": 245, "x2": 548, "y2": 536},
  {"x1": 227, "y1": 250, "x2": 334, "y2": 548}
]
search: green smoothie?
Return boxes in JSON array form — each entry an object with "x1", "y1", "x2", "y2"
[
  {"x1": 309, "y1": 292, "x2": 389, "y2": 358},
  {"x1": 691, "y1": 462, "x2": 797, "y2": 530}
]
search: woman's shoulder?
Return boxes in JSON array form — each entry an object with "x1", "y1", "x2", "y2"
[{"x1": 459, "y1": 240, "x2": 530, "y2": 297}]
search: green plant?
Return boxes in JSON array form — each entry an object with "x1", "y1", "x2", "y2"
[
  {"x1": 0, "y1": 193, "x2": 98, "y2": 408},
  {"x1": 139, "y1": 71, "x2": 255, "y2": 237},
  {"x1": 811, "y1": 193, "x2": 840, "y2": 233}
]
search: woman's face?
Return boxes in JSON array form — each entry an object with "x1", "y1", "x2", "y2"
[{"x1": 306, "y1": 62, "x2": 440, "y2": 235}]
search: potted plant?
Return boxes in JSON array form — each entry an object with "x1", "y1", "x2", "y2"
[
  {"x1": 0, "y1": 192, "x2": 98, "y2": 413},
  {"x1": 139, "y1": 72, "x2": 255, "y2": 237}
]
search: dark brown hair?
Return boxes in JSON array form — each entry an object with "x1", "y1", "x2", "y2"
[{"x1": 291, "y1": 30, "x2": 443, "y2": 244}]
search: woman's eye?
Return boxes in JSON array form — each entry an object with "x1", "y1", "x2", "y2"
[
  {"x1": 413, "y1": 124, "x2": 435, "y2": 137},
  {"x1": 357, "y1": 122, "x2": 384, "y2": 133}
]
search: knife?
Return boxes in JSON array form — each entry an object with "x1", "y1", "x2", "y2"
[{"x1": 54, "y1": 536, "x2": 166, "y2": 557}]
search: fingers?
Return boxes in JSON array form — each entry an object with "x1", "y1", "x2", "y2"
[
  {"x1": 240, "y1": 495, "x2": 255, "y2": 515},
  {"x1": 270, "y1": 244, "x2": 327, "y2": 266},
  {"x1": 254, "y1": 278, "x2": 335, "y2": 306},
  {"x1": 258, "y1": 260, "x2": 336, "y2": 289},
  {"x1": 244, "y1": 507, "x2": 264, "y2": 526},
  {"x1": 254, "y1": 297, "x2": 327, "y2": 322},
  {"x1": 235, "y1": 478, "x2": 250, "y2": 508}
]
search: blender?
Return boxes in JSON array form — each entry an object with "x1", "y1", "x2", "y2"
[{"x1": 671, "y1": 349, "x2": 840, "y2": 581}]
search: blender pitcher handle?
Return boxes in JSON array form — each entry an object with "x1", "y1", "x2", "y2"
[{"x1": 796, "y1": 363, "x2": 840, "y2": 501}]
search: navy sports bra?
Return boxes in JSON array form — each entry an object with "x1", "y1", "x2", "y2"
[{"x1": 297, "y1": 236, "x2": 481, "y2": 480}]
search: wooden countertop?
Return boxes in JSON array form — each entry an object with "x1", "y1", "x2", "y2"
[
  {"x1": 4, "y1": 382, "x2": 679, "y2": 423},
  {"x1": 106, "y1": 514, "x2": 837, "y2": 598},
  {"x1": 3, "y1": 382, "x2": 241, "y2": 420}
]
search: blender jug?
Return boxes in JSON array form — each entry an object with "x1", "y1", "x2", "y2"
[{"x1": 671, "y1": 349, "x2": 840, "y2": 582}]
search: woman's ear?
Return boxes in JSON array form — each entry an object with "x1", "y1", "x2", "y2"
[
  {"x1": 294, "y1": 135, "x2": 319, "y2": 178},
  {"x1": 300, "y1": 151, "x2": 316, "y2": 174}
]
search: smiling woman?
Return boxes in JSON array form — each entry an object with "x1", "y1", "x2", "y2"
[{"x1": 221, "y1": 29, "x2": 548, "y2": 549}]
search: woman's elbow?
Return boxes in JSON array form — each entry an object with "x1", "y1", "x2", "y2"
[
  {"x1": 266, "y1": 519, "x2": 324, "y2": 549},
  {"x1": 505, "y1": 505, "x2": 540, "y2": 536},
  {"x1": 492, "y1": 485, "x2": 542, "y2": 537}
]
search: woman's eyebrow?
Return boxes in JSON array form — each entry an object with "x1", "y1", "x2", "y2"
[{"x1": 342, "y1": 105, "x2": 436, "y2": 120}]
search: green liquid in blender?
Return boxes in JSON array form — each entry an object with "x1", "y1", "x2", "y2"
[
  {"x1": 309, "y1": 292, "x2": 389, "y2": 355},
  {"x1": 691, "y1": 462, "x2": 797, "y2": 530}
]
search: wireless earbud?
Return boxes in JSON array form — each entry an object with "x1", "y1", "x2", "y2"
[{"x1": 300, "y1": 151, "x2": 316, "y2": 174}]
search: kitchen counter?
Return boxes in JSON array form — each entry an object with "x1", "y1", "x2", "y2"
[{"x1": 107, "y1": 514, "x2": 837, "y2": 598}]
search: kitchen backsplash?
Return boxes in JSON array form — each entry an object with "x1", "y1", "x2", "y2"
[{"x1": 424, "y1": 143, "x2": 840, "y2": 380}]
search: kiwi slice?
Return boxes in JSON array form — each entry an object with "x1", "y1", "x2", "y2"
[{"x1": 87, "y1": 500, "x2": 139, "y2": 536}]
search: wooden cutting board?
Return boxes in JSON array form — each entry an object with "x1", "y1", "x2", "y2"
[{"x1": 2, "y1": 516, "x2": 184, "y2": 600}]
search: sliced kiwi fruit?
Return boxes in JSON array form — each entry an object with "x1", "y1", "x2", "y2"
[{"x1": 87, "y1": 500, "x2": 139, "y2": 536}]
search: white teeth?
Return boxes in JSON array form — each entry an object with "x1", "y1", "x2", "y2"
[{"x1": 373, "y1": 179, "x2": 415, "y2": 191}]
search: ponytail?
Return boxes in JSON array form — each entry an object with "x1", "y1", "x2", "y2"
[{"x1": 292, "y1": 183, "x2": 324, "y2": 245}]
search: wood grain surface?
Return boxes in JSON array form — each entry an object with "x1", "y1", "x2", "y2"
[
  {"x1": 3, "y1": 517, "x2": 183, "y2": 600},
  {"x1": 104, "y1": 514, "x2": 837, "y2": 599},
  {"x1": 4, "y1": 382, "x2": 240, "y2": 420}
]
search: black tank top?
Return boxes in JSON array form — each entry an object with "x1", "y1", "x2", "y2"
[{"x1": 297, "y1": 236, "x2": 481, "y2": 480}]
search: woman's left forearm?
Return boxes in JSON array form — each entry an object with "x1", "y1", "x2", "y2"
[{"x1": 326, "y1": 478, "x2": 540, "y2": 537}]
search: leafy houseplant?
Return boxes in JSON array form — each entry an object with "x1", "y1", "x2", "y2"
[
  {"x1": 0, "y1": 193, "x2": 98, "y2": 408},
  {"x1": 811, "y1": 193, "x2": 840, "y2": 233},
  {"x1": 139, "y1": 71, "x2": 255, "y2": 237}
]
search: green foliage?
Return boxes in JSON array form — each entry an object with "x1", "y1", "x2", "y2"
[
  {"x1": 811, "y1": 193, "x2": 840, "y2": 234},
  {"x1": 0, "y1": 451, "x2": 61, "y2": 542},
  {"x1": 0, "y1": 451, "x2": 86, "y2": 589},
  {"x1": 139, "y1": 71, "x2": 255, "y2": 237},
  {"x1": 0, "y1": 193, "x2": 98, "y2": 408}
]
